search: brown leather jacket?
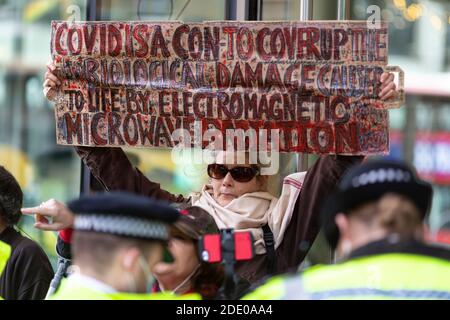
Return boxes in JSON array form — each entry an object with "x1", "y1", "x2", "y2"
[{"x1": 75, "y1": 146, "x2": 363, "y2": 283}]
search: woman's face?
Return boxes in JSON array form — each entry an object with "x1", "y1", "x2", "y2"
[
  {"x1": 152, "y1": 237, "x2": 199, "y2": 292},
  {"x1": 210, "y1": 151, "x2": 266, "y2": 207},
  {"x1": 210, "y1": 164, "x2": 262, "y2": 206}
]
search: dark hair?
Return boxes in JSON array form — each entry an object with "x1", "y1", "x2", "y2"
[
  {"x1": 192, "y1": 261, "x2": 225, "y2": 300},
  {"x1": 174, "y1": 206, "x2": 219, "y2": 238},
  {"x1": 173, "y1": 206, "x2": 225, "y2": 299},
  {"x1": 0, "y1": 166, "x2": 23, "y2": 226}
]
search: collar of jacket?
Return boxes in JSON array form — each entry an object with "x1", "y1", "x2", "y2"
[
  {"x1": 0, "y1": 226, "x2": 17, "y2": 243},
  {"x1": 347, "y1": 236, "x2": 450, "y2": 262}
]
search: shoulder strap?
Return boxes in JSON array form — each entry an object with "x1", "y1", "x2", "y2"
[{"x1": 262, "y1": 224, "x2": 276, "y2": 275}]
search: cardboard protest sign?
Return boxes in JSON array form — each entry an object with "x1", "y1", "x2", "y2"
[{"x1": 50, "y1": 20, "x2": 403, "y2": 154}]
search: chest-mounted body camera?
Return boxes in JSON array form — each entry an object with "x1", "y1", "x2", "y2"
[
  {"x1": 198, "y1": 229, "x2": 255, "y2": 264},
  {"x1": 198, "y1": 229, "x2": 255, "y2": 299}
]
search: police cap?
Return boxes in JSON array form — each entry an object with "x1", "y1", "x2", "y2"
[
  {"x1": 68, "y1": 191, "x2": 179, "y2": 241},
  {"x1": 321, "y1": 159, "x2": 433, "y2": 249}
]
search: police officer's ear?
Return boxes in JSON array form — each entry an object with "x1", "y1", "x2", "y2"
[
  {"x1": 335, "y1": 213, "x2": 350, "y2": 242},
  {"x1": 334, "y1": 213, "x2": 353, "y2": 259},
  {"x1": 121, "y1": 247, "x2": 141, "y2": 272}
]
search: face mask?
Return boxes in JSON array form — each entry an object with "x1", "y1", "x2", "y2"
[
  {"x1": 171, "y1": 264, "x2": 201, "y2": 295},
  {"x1": 339, "y1": 240, "x2": 353, "y2": 260},
  {"x1": 138, "y1": 254, "x2": 155, "y2": 293}
]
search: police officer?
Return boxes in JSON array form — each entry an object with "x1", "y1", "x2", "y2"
[
  {"x1": 49, "y1": 192, "x2": 199, "y2": 300},
  {"x1": 244, "y1": 159, "x2": 450, "y2": 300}
]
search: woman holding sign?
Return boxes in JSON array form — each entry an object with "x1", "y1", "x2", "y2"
[{"x1": 43, "y1": 61, "x2": 397, "y2": 284}]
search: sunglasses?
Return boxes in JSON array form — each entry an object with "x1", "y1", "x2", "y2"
[{"x1": 207, "y1": 164, "x2": 260, "y2": 183}]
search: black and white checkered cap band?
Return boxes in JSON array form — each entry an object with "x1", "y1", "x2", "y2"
[
  {"x1": 351, "y1": 168, "x2": 412, "y2": 188},
  {"x1": 74, "y1": 214, "x2": 169, "y2": 240}
]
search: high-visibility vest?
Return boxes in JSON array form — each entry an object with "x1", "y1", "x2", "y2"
[
  {"x1": 0, "y1": 241, "x2": 10, "y2": 276},
  {"x1": 243, "y1": 253, "x2": 450, "y2": 300},
  {"x1": 49, "y1": 277, "x2": 201, "y2": 300},
  {"x1": 0, "y1": 241, "x2": 11, "y2": 300}
]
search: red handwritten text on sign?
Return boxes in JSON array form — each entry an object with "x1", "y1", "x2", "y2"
[{"x1": 51, "y1": 21, "x2": 393, "y2": 154}]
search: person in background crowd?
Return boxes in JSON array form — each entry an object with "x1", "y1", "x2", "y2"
[
  {"x1": 243, "y1": 159, "x2": 450, "y2": 300},
  {"x1": 46, "y1": 192, "x2": 199, "y2": 300},
  {"x1": 152, "y1": 206, "x2": 225, "y2": 299},
  {"x1": 44, "y1": 62, "x2": 398, "y2": 284},
  {"x1": 0, "y1": 166, "x2": 54, "y2": 300}
]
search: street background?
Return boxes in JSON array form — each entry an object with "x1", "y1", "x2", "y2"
[{"x1": 0, "y1": 0, "x2": 449, "y2": 267}]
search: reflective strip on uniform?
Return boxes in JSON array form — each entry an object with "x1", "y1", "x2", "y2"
[
  {"x1": 243, "y1": 253, "x2": 450, "y2": 300},
  {"x1": 283, "y1": 276, "x2": 321, "y2": 300},
  {"x1": 308, "y1": 288, "x2": 450, "y2": 300},
  {"x1": 299, "y1": 253, "x2": 450, "y2": 300}
]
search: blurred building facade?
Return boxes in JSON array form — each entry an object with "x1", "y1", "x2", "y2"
[{"x1": 0, "y1": 0, "x2": 449, "y2": 265}]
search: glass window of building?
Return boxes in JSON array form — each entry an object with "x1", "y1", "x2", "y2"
[
  {"x1": 0, "y1": 0, "x2": 88, "y2": 265},
  {"x1": 2, "y1": 0, "x2": 449, "y2": 270}
]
